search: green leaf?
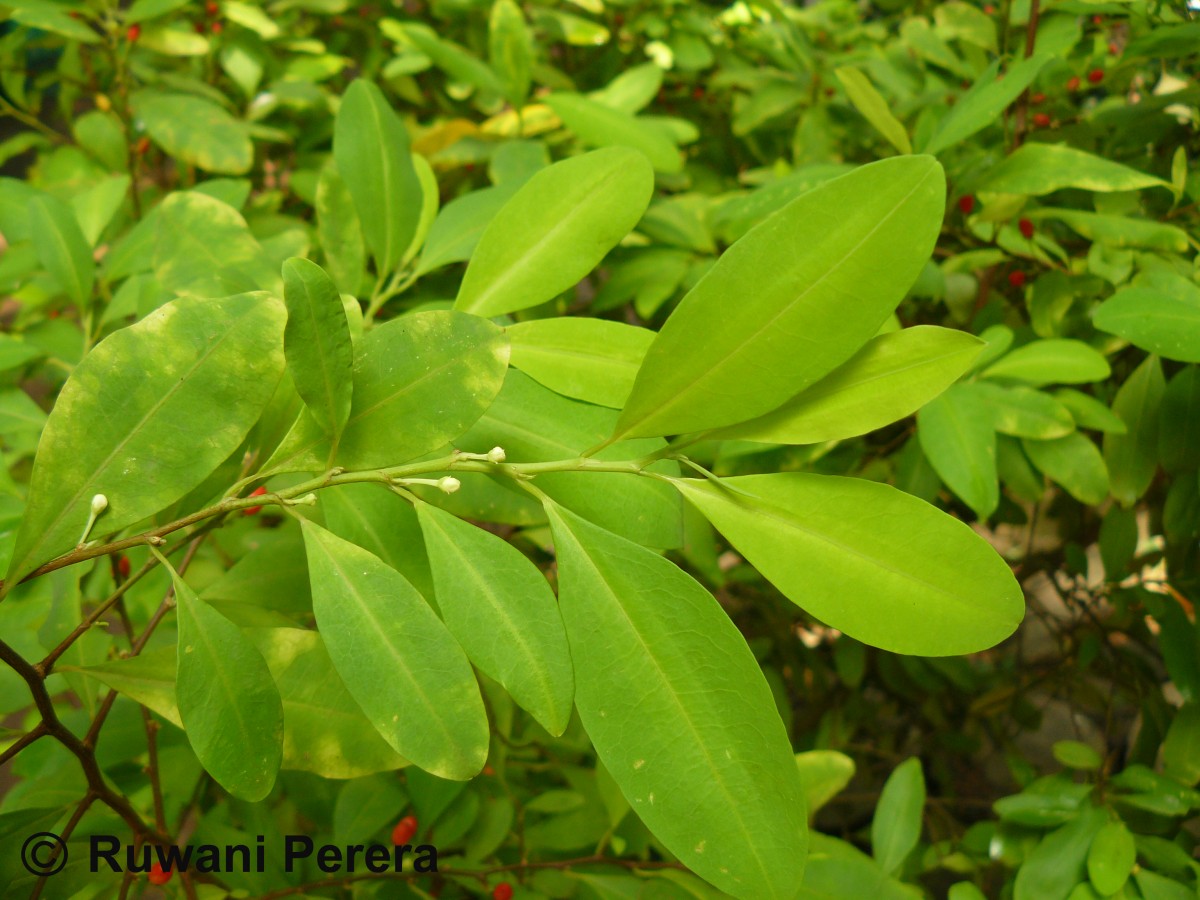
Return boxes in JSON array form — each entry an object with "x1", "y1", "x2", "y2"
[
  {"x1": 872, "y1": 757, "x2": 925, "y2": 875},
  {"x1": 488, "y1": 0, "x2": 532, "y2": 108},
  {"x1": 6, "y1": 294, "x2": 285, "y2": 585},
  {"x1": 402, "y1": 24, "x2": 506, "y2": 97},
  {"x1": 546, "y1": 93, "x2": 682, "y2": 174},
  {"x1": 546, "y1": 502, "x2": 808, "y2": 900},
  {"x1": 173, "y1": 566, "x2": 283, "y2": 801},
  {"x1": 131, "y1": 90, "x2": 252, "y2": 175},
  {"x1": 676, "y1": 473, "x2": 1022, "y2": 655},
  {"x1": 918, "y1": 383, "x2": 999, "y2": 519},
  {"x1": 982, "y1": 339, "x2": 1111, "y2": 386},
  {"x1": 8, "y1": 0, "x2": 101, "y2": 42},
  {"x1": 29, "y1": 194, "x2": 94, "y2": 308},
  {"x1": 333, "y1": 79, "x2": 423, "y2": 277},
  {"x1": 1014, "y1": 804, "x2": 1108, "y2": 900},
  {"x1": 154, "y1": 192, "x2": 279, "y2": 297},
  {"x1": 1054, "y1": 389, "x2": 1127, "y2": 434},
  {"x1": 62, "y1": 648, "x2": 182, "y2": 727},
  {"x1": 1022, "y1": 433, "x2": 1109, "y2": 505},
  {"x1": 281, "y1": 258, "x2": 353, "y2": 446},
  {"x1": 1028, "y1": 208, "x2": 1190, "y2": 253},
  {"x1": 300, "y1": 520, "x2": 489, "y2": 780},
  {"x1": 315, "y1": 162, "x2": 366, "y2": 296},
  {"x1": 1162, "y1": 704, "x2": 1200, "y2": 786},
  {"x1": 1104, "y1": 355, "x2": 1164, "y2": 506},
  {"x1": 253, "y1": 626, "x2": 409, "y2": 779},
  {"x1": 713, "y1": 326, "x2": 983, "y2": 445},
  {"x1": 922, "y1": 54, "x2": 1050, "y2": 156},
  {"x1": 834, "y1": 67, "x2": 912, "y2": 155},
  {"x1": 980, "y1": 144, "x2": 1171, "y2": 196},
  {"x1": 321, "y1": 483, "x2": 433, "y2": 599},
  {"x1": 1159, "y1": 367, "x2": 1200, "y2": 473},
  {"x1": 617, "y1": 156, "x2": 946, "y2": 440},
  {"x1": 266, "y1": 310, "x2": 509, "y2": 473},
  {"x1": 1086, "y1": 821, "x2": 1135, "y2": 895},
  {"x1": 454, "y1": 147, "x2": 654, "y2": 318},
  {"x1": 1053, "y1": 740, "x2": 1103, "y2": 771},
  {"x1": 506, "y1": 318, "x2": 655, "y2": 409},
  {"x1": 974, "y1": 382, "x2": 1075, "y2": 439},
  {"x1": 417, "y1": 501, "x2": 574, "y2": 735},
  {"x1": 1093, "y1": 279, "x2": 1200, "y2": 363},
  {"x1": 416, "y1": 184, "x2": 516, "y2": 277},
  {"x1": 794, "y1": 751, "x2": 855, "y2": 820}
]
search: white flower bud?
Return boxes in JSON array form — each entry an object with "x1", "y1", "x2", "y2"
[
  {"x1": 438, "y1": 476, "x2": 461, "y2": 494},
  {"x1": 90, "y1": 494, "x2": 109, "y2": 516},
  {"x1": 487, "y1": 446, "x2": 506, "y2": 464}
]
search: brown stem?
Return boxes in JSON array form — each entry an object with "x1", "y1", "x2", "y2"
[{"x1": 1010, "y1": 0, "x2": 1042, "y2": 150}]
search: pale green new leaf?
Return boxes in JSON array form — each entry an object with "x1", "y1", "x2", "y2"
[
  {"x1": 616, "y1": 156, "x2": 945, "y2": 440},
  {"x1": 713, "y1": 326, "x2": 983, "y2": 445},
  {"x1": 455, "y1": 147, "x2": 654, "y2": 317},
  {"x1": 872, "y1": 758, "x2": 925, "y2": 875},
  {"x1": 173, "y1": 567, "x2": 284, "y2": 802},
  {"x1": 922, "y1": 54, "x2": 1050, "y2": 156},
  {"x1": 834, "y1": 67, "x2": 912, "y2": 155},
  {"x1": 546, "y1": 93, "x2": 682, "y2": 174},
  {"x1": 266, "y1": 310, "x2": 509, "y2": 473},
  {"x1": 547, "y1": 502, "x2": 808, "y2": 900},
  {"x1": 1104, "y1": 354, "x2": 1164, "y2": 506},
  {"x1": 917, "y1": 383, "x2": 999, "y2": 519},
  {"x1": 795, "y1": 751, "x2": 855, "y2": 820},
  {"x1": 417, "y1": 501, "x2": 574, "y2": 735},
  {"x1": 1022, "y1": 433, "x2": 1109, "y2": 505},
  {"x1": 29, "y1": 194, "x2": 94, "y2": 307},
  {"x1": 980, "y1": 144, "x2": 1171, "y2": 196},
  {"x1": 506, "y1": 318, "x2": 655, "y2": 409},
  {"x1": 1093, "y1": 280, "x2": 1200, "y2": 363},
  {"x1": 6, "y1": 294, "x2": 285, "y2": 585},
  {"x1": 982, "y1": 339, "x2": 1111, "y2": 386},
  {"x1": 281, "y1": 258, "x2": 353, "y2": 445},
  {"x1": 131, "y1": 90, "x2": 253, "y2": 174},
  {"x1": 334, "y1": 79, "x2": 423, "y2": 277},
  {"x1": 677, "y1": 474, "x2": 1022, "y2": 655},
  {"x1": 301, "y1": 520, "x2": 489, "y2": 780}
]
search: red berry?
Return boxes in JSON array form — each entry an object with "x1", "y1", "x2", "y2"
[
  {"x1": 1008, "y1": 271, "x2": 1026, "y2": 288},
  {"x1": 117, "y1": 555, "x2": 131, "y2": 578},
  {"x1": 127, "y1": 24, "x2": 141, "y2": 42},
  {"x1": 48, "y1": 310, "x2": 61, "y2": 319},
  {"x1": 1108, "y1": 41, "x2": 1119, "y2": 55},
  {"x1": 206, "y1": 0, "x2": 219, "y2": 13},
  {"x1": 1092, "y1": 14, "x2": 1103, "y2": 24},
  {"x1": 692, "y1": 86, "x2": 704, "y2": 100},
  {"x1": 824, "y1": 87, "x2": 835, "y2": 98},
  {"x1": 1067, "y1": 76, "x2": 1081, "y2": 91},
  {"x1": 1032, "y1": 112, "x2": 1051, "y2": 128},
  {"x1": 1031, "y1": 92, "x2": 1046, "y2": 104},
  {"x1": 391, "y1": 815, "x2": 418, "y2": 846},
  {"x1": 1088, "y1": 68, "x2": 1104, "y2": 84},
  {"x1": 194, "y1": 21, "x2": 206, "y2": 33},
  {"x1": 148, "y1": 862, "x2": 172, "y2": 886},
  {"x1": 483, "y1": 765, "x2": 495, "y2": 776},
  {"x1": 210, "y1": 20, "x2": 223, "y2": 33},
  {"x1": 983, "y1": 3, "x2": 995, "y2": 13},
  {"x1": 958, "y1": 195, "x2": 975, "y2": 214},
  {"x1": 135, "y1": 136, "x2": 150, "y2": 154},
  {"x1": 493, "y1": 884, "x2": 514, "y2": 900},
  {"x1": 243, "y1": 485, "x2": 268, "y2": 516},
  {"x1": 1018, "y1": 218, "x2": 1035, "y2": 239}
]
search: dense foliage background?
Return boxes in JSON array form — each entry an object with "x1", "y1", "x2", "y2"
[{"x1": 0, "y1": 0, "x2": 1198, "y2": 897}]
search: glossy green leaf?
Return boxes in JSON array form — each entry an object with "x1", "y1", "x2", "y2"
[
  {"x1": 154, "y1": 192, "x2": 279, "y2": 297},
  {"x1": 281, "y1": 258, "x2": 353, "y2": 446},
  {"x1": 333, "y1": 79, "x2": 423, "y2": 277},
  {"x1": 589, "y1": 63, "x2": 662, "y2": 114},
  {"x1": 795, "y1": 751, "x2": 855, "y2": 820},
  {"x1": 415, "y1": 183, "x2": 516, "y2": 276},
  {"x1": 454, "y1": 147, "x2": 654, "y2": 317},
  {"x1": 489, "y1": 0, "x2": 531, "y2": 108},
  {"x1": 266, "y1": 310, "x2": 509, "y2": 473},
  {"x1": 1022, "y1": 433, "x2": 1109, "y2": 505},
  {"x1": 131, "y1": 90, "x2": 252, "y2": 174},
  {"x1": 922, "y1": 54, "x2": 1050, "y2": 156},
  {"x1": 321, "y1": 483, "x2": 433, "y2": 599},
  {"x1": 506, "y1": 318, "x2": 655, "y2": 409},
  {"x1": 1054, "y1": 389, "x2": 1127, "y2": 434},
  {"x1": 201, "y1": 537, "x2": 312, "y2": 628},
  {"x1": 1104, "y1": 355, "x2": 1164, "y2": 506},
  {"x1": 617, "y1": 156, "x2": 945, "y2": 439},
  {"x1": 29, "y1": 194, "x2": 94, "y2": 307},
  {"x1": 872, "y1": 757, "x2": 925, "y2": 875},
  {"x1": 1014, "y1": 804, "x2": 1107, "y2": 900},
  {"x1": 546, "y1": 93, "x2": 681, "y2": 173},
  {"x1": 417, "y1": 501, "x2": 574, "y2": 735},
  {"x1": 6, "y1": 294, "x2": 285, "y2": 585},
  {"x1": 982, "y1": 340, "x2": 1111, "y2": 386},
  {"x1": 546, "y1": 502, "x2": 808, "y2": 900},
  {"x1": 1160, "y1": 367, "x2": 1200, "y2": 473},
  {"x1": 173, "y1": 566, "x2": 283, "y2": 801},
  {"x1": 253, "y1": 626, "x2": 409, "y2": 779},
  {"x1": 1093, "y1": 279, "x2": 1200, "y2": 364},
  {"x1": 980, "y1": 144, "x2": 1171, "y2": 195},
  {"x1": 1029, "y1": 208, "x2": 1190, "y2": 252},
  {"x1": 713, "y1": 326, "x2": 983, "y2": 445},
  {"x1": 834, "y1": 67, "x2": 911, "y2": 155},
  {"x1": 677, "y1": 473, "x2": 1022, "y2": 655},
  {"x1": 918, "y1": 383, "x2": 999, "y2": 519},
  {"x1": 974, "y1": 382, "x2": 1075, "y2": 439},
  {"x1": 62, "y1": 648, "x2": 182, "y2": 728},
  {"x1": 315, "y1": 162, "x2": 366, "y2": 296},
  {"x1": 301, "y1": 520, "x2": 488, "y2": 780}
]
